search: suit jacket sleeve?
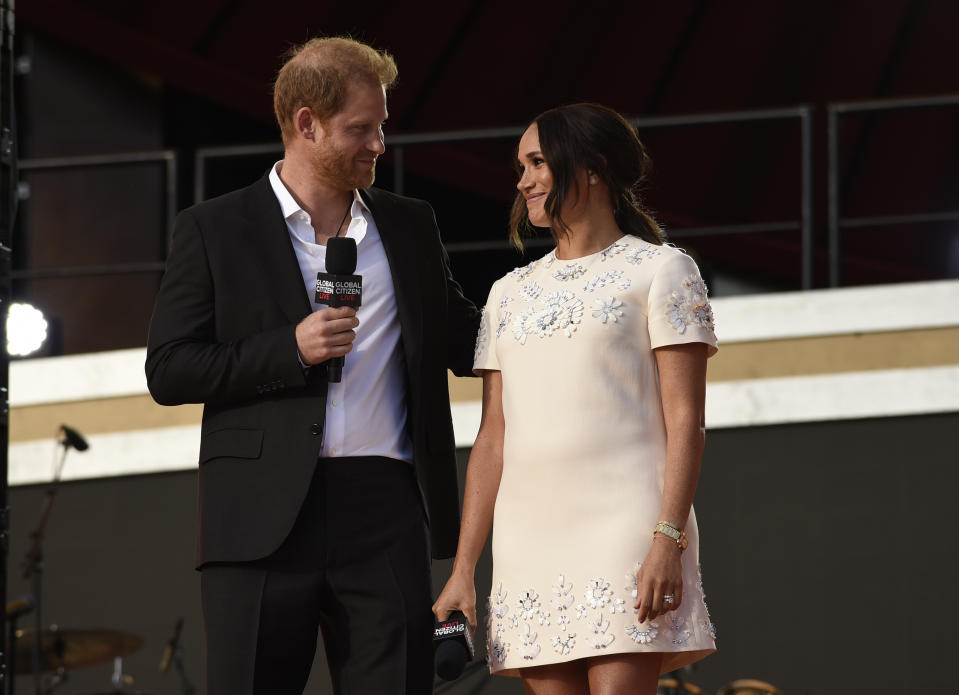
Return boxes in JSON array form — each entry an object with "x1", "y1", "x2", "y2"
[
  {"x1": 145, "y1": 209, "x2": 307, "y2": 406},
  {"x1": 428, "y1": 206, "x2": 481, "y2": 377}
]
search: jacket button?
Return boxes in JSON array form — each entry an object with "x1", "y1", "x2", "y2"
[{"x1": 310, "y1": 423, "x2": 321, "y2": 436}]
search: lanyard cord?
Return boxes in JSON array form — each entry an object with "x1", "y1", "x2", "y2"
[{"x1": 335, "y1": 195, "x2": 352, "y2": 238}]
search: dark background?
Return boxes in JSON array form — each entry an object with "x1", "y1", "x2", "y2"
[
  {"x1": 10, "y1": 0, "x2": 959, "y2": 357},
  {"x1": 6, "y1": 2, "x2": 959, "y2": 694},
  {"x1": 8, "y1": 413, "x2": 959, "y2": 695}
]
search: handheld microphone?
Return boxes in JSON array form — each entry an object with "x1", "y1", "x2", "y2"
[
  {"x1": 159, "y1": 617, "x2": 183, "y2": 674},
  {"x1": 59, "y1": 424, "x2": 89, "y2": 451},
  {"x1": 433, "y1": 610, "x2": 475, "y2": 681},
  {"x1": 315, "y1": 237, "x2": 362, "y2": 382}
]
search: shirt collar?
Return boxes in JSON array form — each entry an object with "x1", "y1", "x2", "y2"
[{"x1": 268, "y1": 161, "x2": 371, "y2": 222}]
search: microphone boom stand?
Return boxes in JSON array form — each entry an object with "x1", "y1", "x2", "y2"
[{"x1": 21, "y1": 435, "x2": 73, "y2": 695}]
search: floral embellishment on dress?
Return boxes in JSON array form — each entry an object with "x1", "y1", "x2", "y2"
[
  {"x1": 666, "y1": 273, "x2": 715, "y2": 334},
  {"x1": 583, "y1": 270, "x2": 623, "y2": 293},
  {"x1": 497, "y1": 311, "x2": 511, "y2": 337},
  {"x1": 551, "y1": 632, "x2": 576, "y2": 655},
  {"x1": 489, "y1": 638, "x2": 510, "y2": 664},
  {"x1": 625, "y1": 622, "x2": 659, "y2": 645},
  {"x1": 587, "y1": 612, "x2": 615, "y2": 649},
  {"x1": 473, "y1": 307, "x2": 489, "y2": 361},
  {"x1": 542, "y1": 251, "x2": 556, "y2": 268},
  {"x1": 509, "y1": 262, "x2": 535, "y2": 281},
  {"x1": 592, "y1": 297, "x2": 624, "y2": 324},
  {"x1": 512, "y1": 309, "x2": 535, "y2": 344},
  {"x1": 499, "y1": 295, "x2": 513, "y2": 308},
  {"x1": 519, "y1": 623, "x2": 541, "y2": 660},
  {"x1": 518, "y1": 590, "x2": 541, "y2": 620},
  {"x1": 626, "y1": 245, "x2": 661, "y2": 265},
  {"x1": 509, "y1": 614, "x2": 520, "y2": 628},
  {"x1": 551, "y1": 575, "x2": 575, "y2": 611},
  {"x1": 552, "y1": 263, "x2": 586, "y2": 282},
  {"x1": 668, "y1": 615, "x2": 689, "y2": 646},
  {"x1": 625, "y1": 562, "x2": 642, "y2": 601},
  {"x1": 609, "y1": 597, "x2": 626, "y2": 614},
  {"x1": 618, "y1": 279, "x2": 632, "y2": 291},
  {"x1": 520, "y1": 281, "x2": 543, "y2": 301},
  {"x1": 575, "y1": 604, "x2": 588, "y2": 619},
  {"x1": 491, "y1": 583, "x2": 509, "y2": 619},
  {"x1": 537, "y1": 610, "x2": 551, "y2": 626},
  {"x1": 510, "y1": 291, "x2": 583, "y2": 341},
  {"x1": 557, "y1": 614, "x2": 570, "y2": 630},
  {"x1": 696, "y1": 563, "x2": 718, "y2": 639},
  {"x1": 599, "y1": 239, "x2": 630, "y2": 261},
  {"x1": 584, "y1": 578, "x2": 613, "y2": 609}
]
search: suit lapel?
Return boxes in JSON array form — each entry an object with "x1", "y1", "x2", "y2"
[
  {"x1": 360, "y1": 188, "x2": 423, "y2": 370},
  {"x1": 242, "y1": 174, "x2": 313, "y2": 324}
]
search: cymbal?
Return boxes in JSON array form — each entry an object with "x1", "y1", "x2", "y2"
[
  {"x1": 14, "y1": 627, "x2": 144, "y2": 673},
  {"x1": 658, "y1": 677, "x2": 706, "y2": 695}
]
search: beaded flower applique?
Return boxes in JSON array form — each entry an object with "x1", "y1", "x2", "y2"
[{"x1": 666, "y1": 274, "x2": 716, "y2": 334}]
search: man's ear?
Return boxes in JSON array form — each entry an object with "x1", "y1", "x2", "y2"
[{"x1": 295, "y1": 107, "x2": 316, "y2": 140}]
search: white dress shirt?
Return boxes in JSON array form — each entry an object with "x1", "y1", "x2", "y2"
[{"x1": 269, "y1": 162, "x2": 413, "y2": 463}]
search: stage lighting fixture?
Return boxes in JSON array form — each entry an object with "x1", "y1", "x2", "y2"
[{"x1": 7, "y1": 302, "x2": 49, "y2": 356}]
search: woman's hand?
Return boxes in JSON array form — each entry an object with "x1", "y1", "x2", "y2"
[
  {"x1": 433, "y1": 570, "x2": 478, "y2": 630},
  {"x1": 634, "y1": 534, "x2": 684, "y2": 623}
]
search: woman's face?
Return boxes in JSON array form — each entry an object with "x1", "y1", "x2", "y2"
[{"x1": 516, "y1": 124, "x2": 553, "y2": 228}]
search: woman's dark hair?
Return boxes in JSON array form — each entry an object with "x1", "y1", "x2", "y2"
[{"x1": 509, "y1": 103, "x2": 664, "y2": 250}]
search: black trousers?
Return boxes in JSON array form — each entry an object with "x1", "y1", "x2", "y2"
[{"x1": 201, "y1": 456, "x2": 434, "y2": 695}]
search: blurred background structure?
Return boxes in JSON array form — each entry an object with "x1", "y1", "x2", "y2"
[{"x1": 3, "y1": 1, "x2": 959, "y2": 694}]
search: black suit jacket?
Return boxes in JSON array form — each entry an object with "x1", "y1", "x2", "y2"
[{"x1": 145, "y1": 174, "x2": 479, "y2": 566}]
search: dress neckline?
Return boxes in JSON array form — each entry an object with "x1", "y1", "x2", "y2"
[{"x1": 551, "y1": 235, "x2": 628, "y2": 262}]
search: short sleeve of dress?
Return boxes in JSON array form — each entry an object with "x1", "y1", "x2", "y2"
[
  {"x1": 472, "y1": 282, "x2": 502, "y2": 373},
  {"x1": 647, "y1": 250, "x2": 719, "y2": 357}
]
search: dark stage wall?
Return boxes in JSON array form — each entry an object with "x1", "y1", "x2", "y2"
[{"x1": 7, "y1": 412, "x2": 958, "y2": 695}]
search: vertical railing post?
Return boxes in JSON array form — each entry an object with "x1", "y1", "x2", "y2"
[
  {"x1": 827, "y1": 105, "x2": 841, "y2": 287},
  {"x1": 800, "y1": 105, "x2": 814, "y2": 289},
  {"x1": 164, "y1": 151, "x2": 177, "y2": 257}
]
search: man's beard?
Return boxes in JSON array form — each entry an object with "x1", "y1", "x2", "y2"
[{"x1": 311, "y1": 142, "x2": 376, "y2": 190}]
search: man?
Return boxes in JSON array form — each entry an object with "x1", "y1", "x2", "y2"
[{"x1": 146, "y1": 37, "x2": 479, "y2": 695}]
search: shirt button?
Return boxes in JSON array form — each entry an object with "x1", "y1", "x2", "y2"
[
  {"x1": 330, "y1": 448, "x2": 337, "y2": 456},
  {"x1": 331, "y1": 400, "x2": 337, "y2": 407},
  {"x1": 310, "y1": 423, "x2": 321, "y2": 435}
]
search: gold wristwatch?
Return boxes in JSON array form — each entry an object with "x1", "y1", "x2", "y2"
[{"x1": 654, "y1": 521, "x2": 688, "y2": 551}]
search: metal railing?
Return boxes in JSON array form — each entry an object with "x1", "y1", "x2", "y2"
[
  {"x1": 827, "y1": 94, "x2": 959, "y2": 286},
  {"x1": 195, "y1": 106, "x2": 815, "y2": 288},
  {"x1": 14, "y1": 150, "x2": 177, "y2": 280}
]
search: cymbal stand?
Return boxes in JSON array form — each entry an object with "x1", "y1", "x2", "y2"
[
  {"x1": 21, "y1": 437, "x2": 71, "y2": 695},
  {"x1": 172, "y1": 640, "x2": 195, "y2": 695},
  {"x1": 111, "y1": 657, "x2": 133, "y2": 691},
  {"x1": 5, "y1": 599, "x2": 33, "y2": 695}
]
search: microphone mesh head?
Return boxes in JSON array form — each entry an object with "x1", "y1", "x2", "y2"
[
  {"x1": 435, "y1": 640, "x2": 468, "y2": 681},
  {"x1": 326, "y1": 237, "x2": 357, "y2": 275}
]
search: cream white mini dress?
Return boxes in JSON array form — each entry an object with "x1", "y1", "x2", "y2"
[{"x1": 473, "y1": 235, "x2": 719, "y2": 676}]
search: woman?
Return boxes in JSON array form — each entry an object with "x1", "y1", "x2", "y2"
[{"x1": 433, "y1": 103, "x2": 718, "y2": 695}]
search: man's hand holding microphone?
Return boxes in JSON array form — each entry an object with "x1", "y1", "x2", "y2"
[
  {"x1": 294, "y1": 306, "x2": 358, "y2": 366},
  {"x1": 295, "y1": 236, "x2": 362, "y2": 379}
]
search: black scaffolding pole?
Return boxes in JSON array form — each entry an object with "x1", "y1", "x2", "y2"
[{"x1": 0, "y1": 0, "x2": 16, "y2": 692}]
